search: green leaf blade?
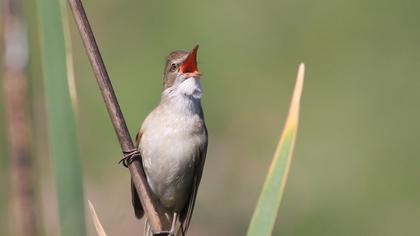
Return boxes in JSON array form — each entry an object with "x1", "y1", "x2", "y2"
[
  {"x1": 36, "y1": 0, "x2": 86, "y2": 235},
  {"x1": 247, "y1": 64, "x2": 305, "y2": 236}
]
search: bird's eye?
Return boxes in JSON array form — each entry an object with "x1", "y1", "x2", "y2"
[{"x1": 169, "y1": 63, "x2": 177, "y2": 72}]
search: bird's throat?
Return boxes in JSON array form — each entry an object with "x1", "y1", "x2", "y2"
[
  {"x1": 163, "y1": 77, "x2": 202, "y2": 99},
  {"x1": 159, "y1": 77, "x2": 203, "y2": 118}
]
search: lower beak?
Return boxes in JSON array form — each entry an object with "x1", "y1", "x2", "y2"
[{"x1": 179, "y1": 45, "x2": 200, "y2": 76}]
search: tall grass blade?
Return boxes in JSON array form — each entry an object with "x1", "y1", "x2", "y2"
[
  {"x1": 88, "y1": 200, "x2": 107, "y2": 236},
  {"x1": 247, "y1": 63, "x2": 305, "y2": 236},
  {"x1": 36, "y1": 0, "x2": 86, "y2": 235}
]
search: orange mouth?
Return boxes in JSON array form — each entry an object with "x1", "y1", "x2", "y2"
[{"x1": 179, "y1": 45, "x2": 199, "y2": 75}]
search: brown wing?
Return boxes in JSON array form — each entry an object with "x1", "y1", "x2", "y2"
[
  {"x1": 131, "y1": 130, "x2": 144, "y2": 219},
  {"x1": 179, "y1": 126, "x2": 208, "y2": 235}
]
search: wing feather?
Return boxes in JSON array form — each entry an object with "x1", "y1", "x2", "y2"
[{"x1": 179, "y1": 126, "x2": 208, "y2": 234}]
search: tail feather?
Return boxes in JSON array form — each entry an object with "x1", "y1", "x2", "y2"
[
  {"x1": 176, "y1": 226, "x2": 186, "y2": 236},
  {"x1": 131, "y1": 179, "x2": 144, "y2": 219}
]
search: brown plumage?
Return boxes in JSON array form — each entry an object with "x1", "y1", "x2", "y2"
[{"x1": 131, "y1": 45, "x2": 207, "y2": 236}]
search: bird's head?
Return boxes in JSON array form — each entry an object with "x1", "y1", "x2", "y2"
[{"x1": 162, "y1": 45, "x2": 201, "y2": 92}]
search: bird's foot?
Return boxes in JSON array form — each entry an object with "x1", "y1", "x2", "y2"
[
  {"x1": 118, "y1": 148, "x2": 140, "y2": 167},
  {"x1": 152, "y1": 213, "x2": 178, "y2": 236},
  {"x1": 152, "y1": 231, "x2": 171, "y2": 236}
]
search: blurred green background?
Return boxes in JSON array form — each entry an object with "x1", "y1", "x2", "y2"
[{"x1": 1, "y1": 0, "x2": 420, "y2": 235}]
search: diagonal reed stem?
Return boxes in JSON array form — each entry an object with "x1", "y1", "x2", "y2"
[{"x1": 66, "y1": 0, "x2": 166, "y2": 233}]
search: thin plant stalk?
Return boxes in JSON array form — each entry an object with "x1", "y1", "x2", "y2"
[
  {"x1": 1, "y1": 0, "x2": 39, "y2": 235},
  {"x1": 66, "y1": 0, "x2": 167, "y2": 233}
]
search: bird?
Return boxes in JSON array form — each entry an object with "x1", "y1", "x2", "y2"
[{"x1": 131, "y1": 45, "x2": 208, "y2": 236}]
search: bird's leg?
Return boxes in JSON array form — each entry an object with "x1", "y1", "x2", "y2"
[
  {"x1": 152, "y1": 213, "x2": 178, "y2": 236},
  {"x1": 118, "y1": 148, "x2": 141, "y2": 167},
  {"x1": 169, "y1": 212, "x2": 178, "y2": 236}
]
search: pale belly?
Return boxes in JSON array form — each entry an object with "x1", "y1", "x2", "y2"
[{"x1": 139, "y1": 115, "x2": 204, "y2": 211}]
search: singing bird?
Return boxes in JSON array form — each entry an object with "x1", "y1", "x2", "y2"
[{"x1": 131, "y1": 45, "x2": 208, "y2": 236}]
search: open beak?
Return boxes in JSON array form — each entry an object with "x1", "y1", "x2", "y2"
[{"x1": 179, "y1": 45, "x2": 200, "y2": 76}]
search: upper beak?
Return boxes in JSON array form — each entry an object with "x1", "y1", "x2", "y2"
[{"x1": 179, "y1": 45, "x2": 200, "y2": 75}]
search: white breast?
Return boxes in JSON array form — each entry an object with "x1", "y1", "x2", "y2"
[{"x1": 139, "y1": 83, "x2": 205, "y2": 210}]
